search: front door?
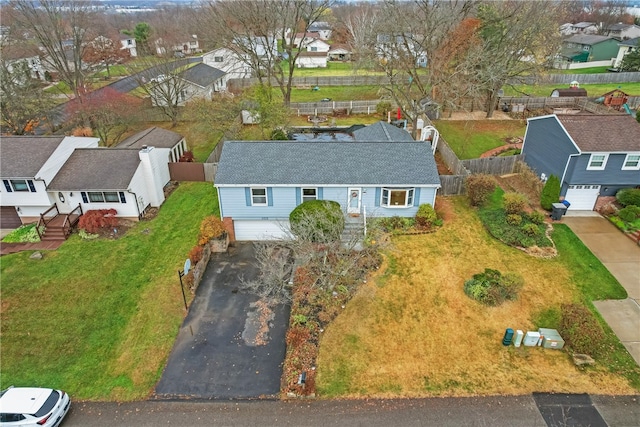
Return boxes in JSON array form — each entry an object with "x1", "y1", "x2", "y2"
[{"x1": 347, "y1": 188, "x2": 361, "y2": 215}]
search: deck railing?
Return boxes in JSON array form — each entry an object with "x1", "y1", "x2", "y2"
[{"x1": 36, "y1": 204, "x2": 60, "y2": 240}]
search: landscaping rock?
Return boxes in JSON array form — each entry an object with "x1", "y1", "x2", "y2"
[
  {"x1": 29, "y1": 251, "x2": 43, "y2": 260},
  {"x1": 573, "y1": 353, "x2": 595, "y2": 366}
]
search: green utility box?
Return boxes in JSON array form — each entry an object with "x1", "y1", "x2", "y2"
[{"x1": 538, "y1": 328, "x2": 565, "y2": 350}]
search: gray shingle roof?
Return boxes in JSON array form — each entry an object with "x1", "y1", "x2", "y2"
[
  {"x1": 181, "y1": 63, "x2": 226, "y2": 87},
  {"x1": 215, "y1": 141, "x2": 440, "y2": 186},
  {"x1": 353, "y1": 121, "x2": 415, "y2": 142},
  {"x1": 564, "y1": 34, "x2": 612, "y2": 45},
  {"x1": 0, "y1": 136, "x2": 65, "y2": 178},
  {"x1": 118, "y1": 127, "x2": 183, "y2": 149},
  {"x1": 48, "y1": 148, "x2": 141, "y2": 191},
  {"x1": 620, "y1": 37, "x2": 640, "y2": 47},
  {"x1": 557, "y1": 115, "x2": 640, "y2": 152}
]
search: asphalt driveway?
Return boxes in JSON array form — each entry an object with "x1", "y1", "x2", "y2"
[{"x1": 154, "y1": 242, "x2": 290, "y2": 400}]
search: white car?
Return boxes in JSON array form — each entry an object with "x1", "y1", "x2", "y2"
[{"x1": 0, "y1": 387, "x2": 70, "y2": 427}]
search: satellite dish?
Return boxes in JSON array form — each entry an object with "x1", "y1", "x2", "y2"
[{"x1": 184, "y1": 258, "x2": 191, "y2": 275}]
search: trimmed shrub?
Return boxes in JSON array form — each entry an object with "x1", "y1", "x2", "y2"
[
  {"x1": 289, "y1": 200, "x2": 344, "y2": 243},
  {"x1": 271, "y1": 128, "x2": 288, "y2": 140},
  {"x1": 415, "y1": 203, "x2": 437, "y2": 228},
  {"x1": 506, "y1": 214, "x2": 522, "y2": 226},
  {"x1": 521, "y1": 223, "x2": 541, "y2": 237},
  {"x1": 503, "y1": 192, "x2": 527, "y2": 214},
  {"x1": 540, "y1": 175, "x2": 560, "y2": 211},
  {"x1": 616, "y1": 188, "x2": 640, "y2": 207},
  {"x1": 78, "y1": 209, "x2": 118, "y2": 234},
  {"x1": 463, "y1": 268, "x2": 523, "y2": 306},
  {"x1": 465, "y1": 174, "x2": 496, "y2": 207},
  {"x1": 558, "y1": 303, "x2": 606, "y2": 357},
  {"x1": 376, "y1": 101, "x2": 392, "y2": 117},
  {"x1": 189, "y1": 245, "x2": 204, "y2": 264},
  {"x1": 198, "y1": 216, "x2": 226, "y2": 245},
  {"x1": 618, "y1": 205, "x2": 640, "y2": 222},
  {"x1": 528, "y1": 211, "x2": 546, "y2": 225}
]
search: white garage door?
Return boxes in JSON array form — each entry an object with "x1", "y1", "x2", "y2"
[
  {"x1": 234, "y1": 220, "x2": 291, "y2": 241},
  {"x1": 565, "y1": 185, "x2": 600, "y2": 210}
]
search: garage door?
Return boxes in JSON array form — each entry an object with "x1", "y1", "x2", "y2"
[
  {"x1": 565, "y1": 185, "x2": 600, "y2": 210},
  {"x1": 0, "y1": 206, "x2": 21, "y2": 229},
  {"x1": 234, "y1": 220, "x2": 291, "y2": 241}
]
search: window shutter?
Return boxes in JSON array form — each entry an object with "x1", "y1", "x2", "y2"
[
  {"x1": 245, "y1": 188, "x2": 251, "y2": 206},
  {"x1": 81, "y1": 192, "x2": 88, "y2": 203},
  {"x1": 27, "y1": 180, "x2": 36, "y2": 192},
  {"x1": 267, "y1": 187, "x2": 273, "y2": 206},
  {"x1": 318, "y1": 188, "x2": 323, "y2": 199},
  {"x1": 119, "y1": 192, "x2": 126, "y2": 203},
  {"x1": 3, "y1": 180, "x2": 12, "y2": 192},
  {"x1": 374, "y1": 187, "x2": 381, "y2": 207},
  {"x1": 295, "y1": 188, "x2": 301, "y2": 205},
  {"x1": 413, "y1": 188, "x2": 420, "y2": 206}
]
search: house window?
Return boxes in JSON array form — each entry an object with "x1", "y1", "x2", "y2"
[
  {"x1": 310, "y1": 46, "x2": 318, "y2": 52},
  {"x1": 251, "y1": 187, "x2": 268, "y2": 206},
  {"x1": 83, "y1": 191, "x2": 126, "y2": 203},
  {"x1": 587, "y1": 153, "x2": 608, "y2": 170},
  {"x1": 381, "y1": 188, "x2": 415, "y2": 208},
  {"x1": 214, "y1": 56, "x2": 223, "y2": 62},
  {"x1": 3, "y1": 179, "x2": 35, "y2": 192},
  {"x1": 582, "y1": 45, "x2": 590, "y2": 51},
  {"x1": 622, "y1": 153, "x2": 640, "y2": 170},
  {"x1": 302, "y1": 188, "x2": 317, "y2": 202}
]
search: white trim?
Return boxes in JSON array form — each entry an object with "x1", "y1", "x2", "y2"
[
  {"x1": 215, "y1": 183, "x2": 441, "y2": 188},
  {"x1": 381, "y1": 187, "x2": 415, "y2": 208},
  {"x1": 347, "y1": 187, "x2": 361, "y2": 214},
  {"x1": 587, "y1": 153, "x2": 609, "y2": 170},
  {"x1": 622, "y1": 153, "x2": 640, "y2": 170},
  {"x1": 250, "y1": 187, "x2": 268, "y2": 206},
  {"x1": 301, "y1": 187, "x2": 318, "y2": 202}
]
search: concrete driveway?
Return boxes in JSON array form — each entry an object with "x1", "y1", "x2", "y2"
[
  {"x1": 154, "y1": 242, "x2": 290, "y2": 400},
  {"x1": 562, "y1": 212, "x2": 640, "y2": 366}
]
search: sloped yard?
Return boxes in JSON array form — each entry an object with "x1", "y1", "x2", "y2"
[{"x1": 316, "y1": 196, "x2": 639, "y2": 397}]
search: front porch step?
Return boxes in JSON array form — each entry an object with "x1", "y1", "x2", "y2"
[{"x1": 41, "y1": 228, "x2": 66, "y2": 241}]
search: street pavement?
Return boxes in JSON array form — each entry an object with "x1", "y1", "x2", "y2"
[{"x1": 62, "y1": 394, "x2": 640, "y2": 426}]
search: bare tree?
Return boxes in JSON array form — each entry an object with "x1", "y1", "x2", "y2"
[
  {"x1": 340, "y1": 2, "x2": 380, "y2": 71},
  {"x1": 202, "y1": 0, "x2": 331, "y2": 106},
  {"x1": 12, "y1": 0, "x2": 96, "y2": 99}
]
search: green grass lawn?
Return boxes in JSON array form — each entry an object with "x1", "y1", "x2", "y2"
[
  {"x1": 0, "y1": 182, "x2": 218, "y2": 401},
  {"x1": 504, "y1": 82, "x2": 640, "y2": 97},
  {"x1": 553, "y1": 66, "x2": 611, "y2": 74},
  {"x1": 433, "y1": 120, "x2": 526, "y2": 159},
  {"x1": 286, "y1": 85, "x2": 382, "y2": 102},
  {"x1": 292, "y1": 61, "x2": 384, "y2": 77}
]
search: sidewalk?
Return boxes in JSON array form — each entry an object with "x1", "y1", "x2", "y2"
[{"x1": 562, "y1": 214, "x2": 640, "y2": 366}]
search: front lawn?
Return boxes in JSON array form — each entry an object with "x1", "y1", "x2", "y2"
[
  {"x1": 433, "y1": 120, "x2": 526, "y2": 159},
  {"x1": 0, "y1": 182, "x2": 218, "y2": 401},
  {"x1": 316, "y1": 196, "x2": 639, "y2": 397}
]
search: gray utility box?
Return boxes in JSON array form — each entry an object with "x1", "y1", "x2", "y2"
[
  {"x1": 551, "y1": 203, "x2": 568, "y2": 220},
  {"x1": 538, "y1": 328, "x2": 565, "y2": 349}
]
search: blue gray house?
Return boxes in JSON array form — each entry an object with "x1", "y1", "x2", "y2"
[
  {"x1": 522, "y1": 114, "x2": 640, "y2": 211},
  {"x1": 214, "y1": 126, "x2": 441, "y2": 240}
]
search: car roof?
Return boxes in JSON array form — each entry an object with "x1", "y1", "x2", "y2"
[{"x1": 0, "y1": 388, "x2": 53, "y2": 414}]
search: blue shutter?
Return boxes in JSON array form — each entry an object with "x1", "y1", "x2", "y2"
[
  {"x1": 318, "y1": 188, "x2": 323, "y2": 199},
  {"x1": 81, "y1": 192, "x2": 88, "y2": 203},
  {"x1": 27, "y1": 180, "x2": 36, "y2": 192},
  {"x1": 3, "y1": 180, "x2": 12, "y2": 192},
  {"x1": 374, "y1": 187, "x2": 381, "y2": 207},
  {"x1": 413, "y1": 188, "x2": 420, "y2": 206},
  {"x1": 119, "y1": 192, "x2": 126, "y2": 203},
  {"x1": 267, "y1": 187, "x2": 273, "y2": 206},
  {"x1": 245, "y1": 188, "x2": 251, "y2": 206},
  {"x1": 295, "y1": 188, "x2": 301, "y2": 205}
]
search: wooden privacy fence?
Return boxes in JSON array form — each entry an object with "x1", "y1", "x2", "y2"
[
  {"x1": 168, "y1": 162, "x2": 217, "y2": 182},
  {"x1": 462, "y1": 155, "x2": 524, "y2": 175},
  {"x1": 499, "y1": 96, "x2": 640, "y2": 111}
]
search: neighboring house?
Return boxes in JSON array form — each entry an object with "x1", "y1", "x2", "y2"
[
  {"x1": 214, "y1": 124, "x2": 441, "y2": 241},
  {"x1": 308, "y1": 21, "x2": 332, "y2": 40},
  {"x1": 118, "y1": 126, "x2": 187, "y2": 163},
  {"x1": 1, "y1": 43, "x2": 46, "y2": 81},
  {"x1": 156, "y1": 35, "x2": 202, "y2": 56},
  {"x1": 603, "y1": 23, "x2": 640, "y2": 40},
  {"x1": 612, "y1": 37, "x2": 640, "y2": 68},
  {"x1": 295, "y1": 51, "x2": 328, "y2": 68},
  {"x1": 0, "y1": 136, "x2": 99, "y2": 228},
  {"x1": 119, "y1": 34, "x2": 137, "y2": 57},
  {"x1": 233, "y1": 35, "x2": 277, "y2": 58},
  {"x1": 521, "y1": 114, "x2": 640, "y2": 211},
  {"x1": 202, "y1": 47, "x2": 253, "y2": 79},
  {"x1": 328, "y1": 44, "x2": 352, "y2": 61},
  {"x1": 292, "y1": 32, "x2": 321, "y2": 48},
  {"x1": 148, "y1": 64, "x2": 227, "y2": 107},
  {"x1": 305, "y1": 38, "x2": 330, "y2": 53},
  {"x1": 569, "y1": 22, "x2": 598, "y2": 35},
  {"x1": 376, "y1": 33, "x2": 427, "y2": 67},
  {"x1": 559, "y1": 34, "x2": 620, "y2": 62}
]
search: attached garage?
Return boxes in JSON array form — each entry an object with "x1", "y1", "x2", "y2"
[
  {"x1": 564, "y1": 185, "x2": 600, "y2": 210},
  {"x1": 0, "y1": 206, "x2": 22, "y2": 230},
  {"x1": 233, "y1": 220, "x2": 291, "y2": 241}
]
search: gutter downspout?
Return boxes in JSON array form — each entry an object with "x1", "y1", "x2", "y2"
[
  {"x1": 128, "y1": 189, "x2": 142, "y2": 219},
  {"x1": 560, "y1": 153, "x2": 580, "y2": 194}
]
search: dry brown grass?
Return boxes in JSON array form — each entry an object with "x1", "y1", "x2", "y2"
[{"x1": 316, "y1": 196, "x2": 635, "y2": 397}]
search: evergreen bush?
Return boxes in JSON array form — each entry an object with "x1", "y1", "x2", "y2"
[{"x1": 540, "y1": 175, "x2": 560, "y2": 211}]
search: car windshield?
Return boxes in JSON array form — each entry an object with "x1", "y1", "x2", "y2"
[{"x1": 33, "y1": 390, "x2": 58, "y2": 417}]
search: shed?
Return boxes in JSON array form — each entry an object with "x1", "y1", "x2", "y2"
[{"x1": 550, "y1": 88, "x2": 588, "y2": 97}]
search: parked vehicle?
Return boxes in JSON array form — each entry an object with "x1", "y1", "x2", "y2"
[{"x1": 0, "y1": 387, "x2": 70, "y2": 427}]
